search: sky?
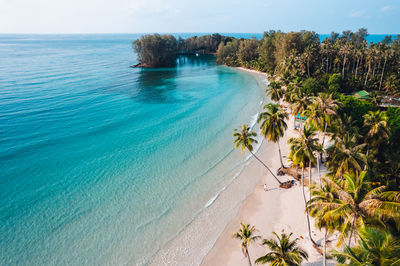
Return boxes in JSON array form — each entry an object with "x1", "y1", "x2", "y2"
[{"x1": 0, "y1": 0, "x2": 399, "y2": 34}]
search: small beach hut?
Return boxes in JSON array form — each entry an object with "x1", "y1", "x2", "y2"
[{"x1": 295, "y1": 113, "x2": 307, "y2": 130}]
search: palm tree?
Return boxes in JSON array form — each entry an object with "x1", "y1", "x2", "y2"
[
  {"x1": 283, "y1": 78, "x2": 297, "y2": 105},
  {"x1": 364, "y1": 44, "x2": 375, "y2": 86},
  {"x1": 233, "y1": 223, "x2": 261, "y2": 266},
  {"x1": 329, "y1": 114, "x2": 360, "y2": 141},
  {"x1": 311, "y1": 93, "x2": 339, "y2": 147},
  {"x1": 307, "y1": 182, "x2": 338, "y2": 266},
  {"x1": 234, "y1": 125, "x2": 283, "y2": 185},
  {"x1": 340, "y1": 43, "x2": 352, "y2": 77},
  {"x1": 267, "y1": 81, "x2": 284, "y2": 102},
  {"x1": 280, "y1": 71, "x2": 293, "y2": 87},
  {"x1": 326, "y1": 133, "x2": 367, "y2": 179},
  {"x1": 331, "y1": 227, "x2": 400, "y2": 265},
  {"x1": 379, "y1": 47, "x2": 392, "y2": 91},
  {"x1": 258, "y1": 103, "x2": 289, "y2": 169},
  {"x1": 363, "y1": 110, "x2": 390, "y2": 150},
  {"x1": 288, "y1": 125, "x2": 321, "y2": 195},
  {"x1": 288, "y1": 125, "x2": 322, "y2": 246},
  {"x1": 291, "y1": 95, "x2": 311, "y2": 130},
  {"x1": 255, "y1": 231, "x2": 308, "y2": 265},
  {"x1": 307, "y1": 172, "x2": 400, "y2": 247}
]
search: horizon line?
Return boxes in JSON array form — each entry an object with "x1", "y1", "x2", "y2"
[{"x1": 1, "y1": 32, "x2": 399, "y2": 35}]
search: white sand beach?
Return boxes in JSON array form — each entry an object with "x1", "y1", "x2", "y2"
[{"x1": 201, "y1": 106, "x2": 333, "y2": 266}]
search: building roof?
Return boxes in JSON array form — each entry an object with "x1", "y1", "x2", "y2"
[{"x1": 353, "y1": 90, "x2": 370, "y2": 99}]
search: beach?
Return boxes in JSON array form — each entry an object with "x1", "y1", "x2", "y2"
[{"x1": 201, "y1": 68, "x2": 330, "y2": 266}]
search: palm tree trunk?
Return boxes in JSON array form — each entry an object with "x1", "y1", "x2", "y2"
[
  {"x1": 377, "y1": 58, "x2": 381, "y2": 74},
  {"x1": 249, "y1": 150, "x2": 282, "y2": 185},
  {"x1": 302, "y1": 166, "x2": 318, "y2": 247},
  {"x1": 246, "y1": 248, "x2": 252, "y2": 266},
  {"x1": 379, "y1": 55, "x2": 387, "y2": 91},
  {"x1": 317, "y1": 154, "x2": 321, "y2": 186},
  {"x1": 364, "y1": 62, "x2": 371, "y2": 86},
  {"x1": 372, "y1": 63, "x2": 376, "y2": 78},
  {"x1": 323, "y1": 229, "x2": 327, "y2": 266},
  {"x1": 301, "y1": 166, "x2": 307, "y2": 200},
  {"x1": 321, "y1": 121, "x2": 327, "y2": 148},
  {"x1": 277, "y1": 141, "x2": 285, "y2": 169},
  {"x1": 342, "y1": 55, "x2": 346, "y2": 77},
  {"x1": 364, "y1": 146, "x2": 369, "y2": 170},
  {"x1": 309, "y1": 160, "x2": 312, "y2": 200},
  {"x1": 326, "y1": 57, "x2": 329, "y2": 73},
  {"x1": 355, "y1": 57, "x2": 359, "y2": 79}
]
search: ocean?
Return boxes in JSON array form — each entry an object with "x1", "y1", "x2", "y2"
[{"x1": 0, "y1": 34, "x2": 266, "y2": 265}]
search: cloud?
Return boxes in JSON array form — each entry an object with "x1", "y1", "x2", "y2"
[
  {"x1": 380, "y1": 6, "x2": 394, "y2": 12},
  {"x1": 349, "y1": 9, "x2": 365, "y2": 17}
]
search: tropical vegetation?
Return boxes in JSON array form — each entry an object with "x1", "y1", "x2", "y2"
[
  {"x1": 229, "y1": 29, "x2": 400, "y2": 265},
  {"x1": 255, "y1": 231, "x2": 308, "y2": 265},
  {"x1": 233, "y1": 125, "x2": 283, "y2": 185},
  {"x1": 233, "y1": 223, "x2": 261, "y2": 266}
]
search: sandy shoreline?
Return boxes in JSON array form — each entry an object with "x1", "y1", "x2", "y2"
[
  {"x1": 148, "y1": 67, "x2": 271, "y2": 266},
  {"x1": 201, "y1": 70, "x2": 330, "y2": 265},
  {"x1": 151, "y1": 67, "x2": 330, "y2": 266}
]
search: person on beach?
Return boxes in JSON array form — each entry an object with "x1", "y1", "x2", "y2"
[{"x1": 264, "y1": 184, "x2": 267, "y2": 191}]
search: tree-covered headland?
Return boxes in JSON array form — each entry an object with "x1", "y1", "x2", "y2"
[{"x1": 132, "y1": 33, "x2": 233, "y2": 67}]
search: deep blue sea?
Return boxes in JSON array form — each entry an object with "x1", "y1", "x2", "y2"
[
  {"x1": 0, "y1": 33, "x2": 392, "y2": 265},
  {"x1": 0, "y1": 34, "x2": 267, "y2": 265}
]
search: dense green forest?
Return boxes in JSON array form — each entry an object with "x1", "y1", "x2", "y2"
[{"x1": 217, "y1": 29, "x2": 400, "y2": 96}]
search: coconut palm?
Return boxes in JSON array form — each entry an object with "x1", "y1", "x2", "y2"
[
  {"x1": 258, "y1": 103, "x2": 289, "y2": 169},
  {"x1": 331, "y1": 227, "x2": 400, "y2": 265},
  {"x1": 280, "y1": 71, "x2": 293, "y2": 87},
  {"x1": 288, "y1": 125, "x2": 322, "y2": 246},
  {"x1": 340, "y1": 43, "x2": 352, "y2": 77},
  {"x1": 311, "y1": 93, "x2": 339, "y2": 146},
  {"x1": 326, "y1": 133, "x2": 367, "y2": 179},
  {"x1": 234, "y1": 125, "x2": 282, "y2": 185},
  {"x1": 307, "y1": 181, "x2": 338, "y2": 266},
  {"x1": 363, "y1": 110, "x2": 390, "y2": 150},
  {"x1": 288, "y1": 125, "x2": 322, "y2": 195},
  {"x1": 233, "y1": 223, "x2": 261, "y2": 266},
  {"x1": 255, "y1": 231, "x2": 308, "y2": 265},
  {"x1": 291, "y1": 95, "x2": 311, "y2": 130},
  {"x1": 307, "y1": 171, "x2": 400, "y2": 247},
  {"x1": 329, "y1": 114, "x2": 360, "y2": 141},
  {"x1": 267, "y1": 81, "x2": 284, "y2": 102}
]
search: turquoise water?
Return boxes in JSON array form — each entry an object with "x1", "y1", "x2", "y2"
[{"x1": 0, "y1": 34, "x2": 265, "y2": 265}]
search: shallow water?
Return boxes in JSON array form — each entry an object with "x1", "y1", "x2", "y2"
[{"x1": 0, "y1": 34, "x2": 265, "y2": 265}]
